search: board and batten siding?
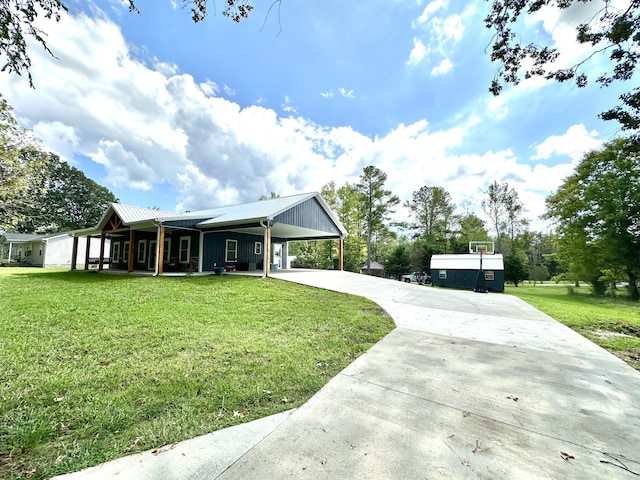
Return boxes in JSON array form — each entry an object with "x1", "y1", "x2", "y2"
[
  {"x1": 273, "y1": 197, "x2": 341, "y2": 237},
  {"x1": 202, "y1": 232, "x2": 264, "y2": 271}
]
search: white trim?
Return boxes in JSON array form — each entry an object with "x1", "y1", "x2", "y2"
[
  {"x1": 179, "y1": 236, "x2": 191, "y2": 264},
  {"x1": 137, "y1": 240, "x2": 147, "y2": 263},
  {"x1": 198, "y1": 231, "x2": 204, "y2": 272},
  {"x1": 225, "y1": 239, "x2": 238, "y2": 263},
  {"x1": 112, "y1": 242, "x2": 120, "y2": 263},
  {"x1": 123, "y1": 241, "x2": 130, "y2": 263},
  {"x1": 254, "y1": 241, "x2": 262, "y2": 255}
]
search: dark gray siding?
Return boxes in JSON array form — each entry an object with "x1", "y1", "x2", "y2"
[
  {"x1": 430, "y1": 268, "x2": 505, "y2": 292},
  {"x1": 202, "y1": 232, "x2": 264, "y2": 272},
  {"x1": 273, "y1": 198, "x2": 340, "y2": 236}
]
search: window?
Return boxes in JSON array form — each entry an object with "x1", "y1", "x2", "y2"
[
  {"x1": 484, "y1": 270, "x2": 495, "y2": 281},
  {"x1": 225, "y1": 239, "x2": 238, "y2": 263},
  {"x1": 112, "y1": 242, "x2": 120, "y2": 263},
  {"x1": 39, "y1": 249, "x2": 42, "y2": 256},
  {"x1": 137, "y1": 240, "x2": 147, "y2": 263},
  {"x1": 439, "y1": 270, "x2": 447, "y2": 279},
  {"x1": 254, "y1": 241, "x2": 262, "y2": 255},
  {"x1": 179, "y1": 236, "x2": 191, "y2": 264},
  {"x1": 123, "y1": 241, "x2": 130, "y2": 263}
]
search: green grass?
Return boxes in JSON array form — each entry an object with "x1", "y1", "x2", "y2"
[
  {"x1": 0, "y1": 268, "x2": 394, "y2": 479},
  {"x1": 506, "y1": 283, "x2": 640, "y2": 369}
]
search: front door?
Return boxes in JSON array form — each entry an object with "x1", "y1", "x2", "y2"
[{"x1": 148, "y1": 240, "x2": 157, "y2": 270}]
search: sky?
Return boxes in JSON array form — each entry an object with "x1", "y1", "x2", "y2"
[{"x1": 0, "y1": 0, "x2": 632, "y2": 232}]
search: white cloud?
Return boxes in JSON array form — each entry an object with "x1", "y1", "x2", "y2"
[
  {"x1": 0, "y1": 7, "x2": 590, "y2": 230},
  {"x1": 407, "y1": 37, "x2": 428, "y2": 66},
  {"x1": 339, "y1": 88, "x2": 355, "y2": 98},
  {"x1": 532, "y1": 124, "x2": 602, "y2": 163},
  {"x1": 320, "y1": 91, "x2": 333, "y2": 99},
  {"x1": 431, "y1": 58, "x2": 453, "y2": 76}
]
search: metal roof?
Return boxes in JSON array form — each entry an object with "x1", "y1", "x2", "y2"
[
  {"x1": 430, "y1": 254, "x2": 504, "y2": 270},
  {"x1": 1, "y1": 233, "x2": 44, "y2": 242},
  {"x1": 110, "y1": 204, "x2": 177, "y2": 225}
]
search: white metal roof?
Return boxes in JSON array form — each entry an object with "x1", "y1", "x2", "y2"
[
  {"x1": 430, "y1": 254, "x2": 504, "y2": 270},
  {"x1": 110, "y1": 204, "x2": 177, "y2": 225}
]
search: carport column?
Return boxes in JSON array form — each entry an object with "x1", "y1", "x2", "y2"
[
  {"x1": 157, "y1": 226, "x2": 165, "y2": 275},
  {"x1": 84, "y1": 236, "x2": 91, "y2": 271},
  {"x1": 71, "y1": 236, "x2": 78, "y2": 270},
  {"x1": 266, "y1": 224, "x2": 271, "y2": 276},
  {"x1": 128, "y1": 230, "x2": 135, "y2": 272},
  {"x1": 339, "y1": 237, "x2": 344, "y2": 271},
  {"x1": 99, "y1": 233, "x2": 106, "y2": 271},
  {"x1": 282, "y1": 241, "x2": 288, "y2": 269}
]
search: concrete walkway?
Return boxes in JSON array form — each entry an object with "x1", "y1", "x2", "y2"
[{"x1": 55, "y1": 270, "x2": 640, "y2": 479}]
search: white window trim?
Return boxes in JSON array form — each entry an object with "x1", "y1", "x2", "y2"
[
  {"x1": 163, "y1": 238, "x2": 171, "y2": 262},
  {"x1": 225, "y1": 239, "x2": 238, "y2": 263},
  {"x1": 123, "y1": 241, "x2": 130, "y2": 263},
  {"x1": 179, "y1": 236, "x2": 191, "y2": 264},
  {"x1": 439, "y1": 270, "x2": 447, "y2": 279},
  {"x1": 137, "y1": 240, "x2": 147, "y2": 263},
  {"x1": 485, "y1": 270, "x2": 495, "y2": 281},
  {"x1": 112, "y1": 243, "x2": 120, "y2": 263},
  {"x1": 254, "y1": 241, "x2": 262, "y2": 255}
]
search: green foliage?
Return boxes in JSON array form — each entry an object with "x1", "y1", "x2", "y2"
[
  {"x1": 355, "y1": 166, "x2": 400, "y2": 270},
  {"x1": 545, "y1": 138, "x2": 640, "y2": 300},
  {"x1": 504, "y1": 250, "x2": 528, "y2": 287},
  {"x1": 384, "y1": 243, "x2": 412, "y2": 280},
  {"x1": 0, "y1": 99, "x2": 117, "y2": 233},
  {"x1": 0, "y1": 268, "x2": 394, "y2": 479},
  {"x1": 405, "y1": 185, "x2": 455, "y2": 245},
  {"x1": 485, "y1": 0, "x2": 640, "y2": 135},
  {"x1": 411, "y1": 237, "x2": 441, "y2": 272}
]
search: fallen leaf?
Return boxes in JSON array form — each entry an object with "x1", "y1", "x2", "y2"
[
  {"x1": 320, "y1": 459, "x2": 327, "y2": 465},
  {"x1": 282, "y1": 397, "x2": 289, "y2": 403},
  {"x1": 233, "y1": 410, "x2": 248, "y2": 418},
  {"x1": 54, "y1": 396, "x2": 64, "y2": 403},
  {"x1": 54, "y1": 455, "x2": 66, "y2": 464},
  {"x1": 462, "y1": 411, "x2": 471, "y2": 417},
  {"x1": 560, "y1": 451, "x2": 575, "y2": 461},
  {"x1": 462, "y1": 459, "x2": 470, "y2": 467},
  {"x1": 25, "y1": 468, "x2": 37, "y2": 478},
  {"x1": 262, "y1": 390, "x2": 272, "y2": 395},
  {"x1": 506, "y1": 395, "x2": 519, "y2": 401}
]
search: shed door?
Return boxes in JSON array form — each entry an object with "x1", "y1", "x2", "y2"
[{"x1": 225, "y1": 239, "x2": 237, "y2": 263}]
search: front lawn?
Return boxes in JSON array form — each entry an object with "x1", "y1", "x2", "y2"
[
  {"x1": 0, "y1": 268, "x2": 394, "y2": 479},
  {"x1": 506, "y1": 283, "x2": 640, "y2": 370}
]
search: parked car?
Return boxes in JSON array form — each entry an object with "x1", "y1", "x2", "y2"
[{"x1": 401, "y1": 271, "x2": 431, "y2": 285}]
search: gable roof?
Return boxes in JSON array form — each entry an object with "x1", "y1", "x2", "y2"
[
  {"x1": 430, "y1": 254, "x2": 504, "y2": 270},
  {"x1": 73, "y1": 192, "x2": 347, "y2": 240}
]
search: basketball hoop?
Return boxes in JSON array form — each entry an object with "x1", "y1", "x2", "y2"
[{"x1": 478, "y1": 249, "x2": 486, "y2": 255}]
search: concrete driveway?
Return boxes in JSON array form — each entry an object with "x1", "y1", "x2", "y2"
[{"x1": 56, "y1": 270, "x2": 640, "y2": 480}]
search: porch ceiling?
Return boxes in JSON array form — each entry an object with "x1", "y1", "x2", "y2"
[{"x1": 227, "y1": 223, "x2": 341, "y2": 241}]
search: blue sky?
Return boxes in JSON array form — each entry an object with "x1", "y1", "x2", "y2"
[{"x1": 0, "y1": 0, "x2": 630, "y2": 229}]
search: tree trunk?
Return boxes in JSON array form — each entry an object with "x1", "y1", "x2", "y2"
[{"x1": 628, "y1": 271, "x2": 639, "y2": 301}]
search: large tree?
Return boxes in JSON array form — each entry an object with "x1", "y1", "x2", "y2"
[
  {"x1": 0, "y1": 97, "x2": 117, "y2": 232},
  {"x1": 482, "y1": 180, "x2": 526, "y2": 253},
  {"x1": 545, "y1": 137, "x2": 640, "y2": 299},
  {"x1": 486, "y1": 0, "x2": 640, "y2": 135},
  {"x1": 355, "y1": 166, "x2": 400, "y2": 272},
  {"x1": 405, "y1": 186, "x2": 455, "y2": 245}
]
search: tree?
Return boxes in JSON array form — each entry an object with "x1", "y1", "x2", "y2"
[
  {"x1": 482, "y1": 181, "x2": 526, "y2": 253},
  {"x1": 0, "y1": 98, "x2": 117, "y2": 232},
  {"x1": 384, "y1": 243, "x2": 412, "y2": 280},
  {"x1": 0, "y1": 0, "x2": 257, "y2": 87},
  {"x1": 355, "y1": 166, "x2": 400, "y2": 272},
  {"x1": 405, "y1": 186, "x2": 455, "y2": 243},
  {"x1": 504, "y1": 250, "x2": 528, "y2": 287},
  {"x1": 485, "y1": 0, "x2": 640, "y2": 135},
  {"x1": 545, "y1": 138, "x2": 640, "y2": 299},
  {"x1": 449, "y1": 213, "x2": 488, "y2": 253}
]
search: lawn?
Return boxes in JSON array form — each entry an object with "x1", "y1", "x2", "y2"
[
  {"x1": 506, "y1": 283, "x2": 640, "y2": 370},
  {"x1": 0, "y1": 268, "x2": 395, "y2": 480}
]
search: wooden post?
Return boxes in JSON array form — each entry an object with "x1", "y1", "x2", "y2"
[
  {"x1": 157, "y1": 226, "x2": 165, "y2": 275},
  {"x1": 99, "y1": 233, "x2": 106, "y2": 271},
  {"x1": 339, "y1": 237, "x2": 344, "y2": 271},
  {"x1": 84, "y1": 236, "x2": 91, "y2": 271},
  {"x1": 128, "y1": 230, "x2": 135, "y2": 272},
  {"x1": 71, "y1": 236, "x2": 78, "y2": 271}
]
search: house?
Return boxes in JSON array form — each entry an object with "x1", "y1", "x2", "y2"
[
  {"x1": 360, "y1": 261, "x2": 385, "y2": 278},
  {"x1": 430, "y1": 254, "x2": 505, "y2": 292},
  {"x1": 0, "y1": 232, "x2": 108, "y2": 267},
  {"x1": 71, "y1": 192, "x2": 347, "y2": 276}
]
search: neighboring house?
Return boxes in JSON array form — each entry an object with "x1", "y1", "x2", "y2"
[
  {"x1": 71, "y1": 192, "x2": 347, "y2": 276},
  {"x1": 0, "y1": 232, "x2": 108, "y2": 267},
  {"x1": 361, "y1": 261, "x2": 385, "y2": 278},
  {"x1": 430, "y1": 254, "x2": 505, "y2": 292}
]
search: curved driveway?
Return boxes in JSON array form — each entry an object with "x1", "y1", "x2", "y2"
[{"x1": 57, "y1": 269, "x2": 640, "y2": 480}]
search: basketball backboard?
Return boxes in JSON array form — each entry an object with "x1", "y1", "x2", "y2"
[{"x1": 469, "y1": 241, "x2": 495, "y2": 254}]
